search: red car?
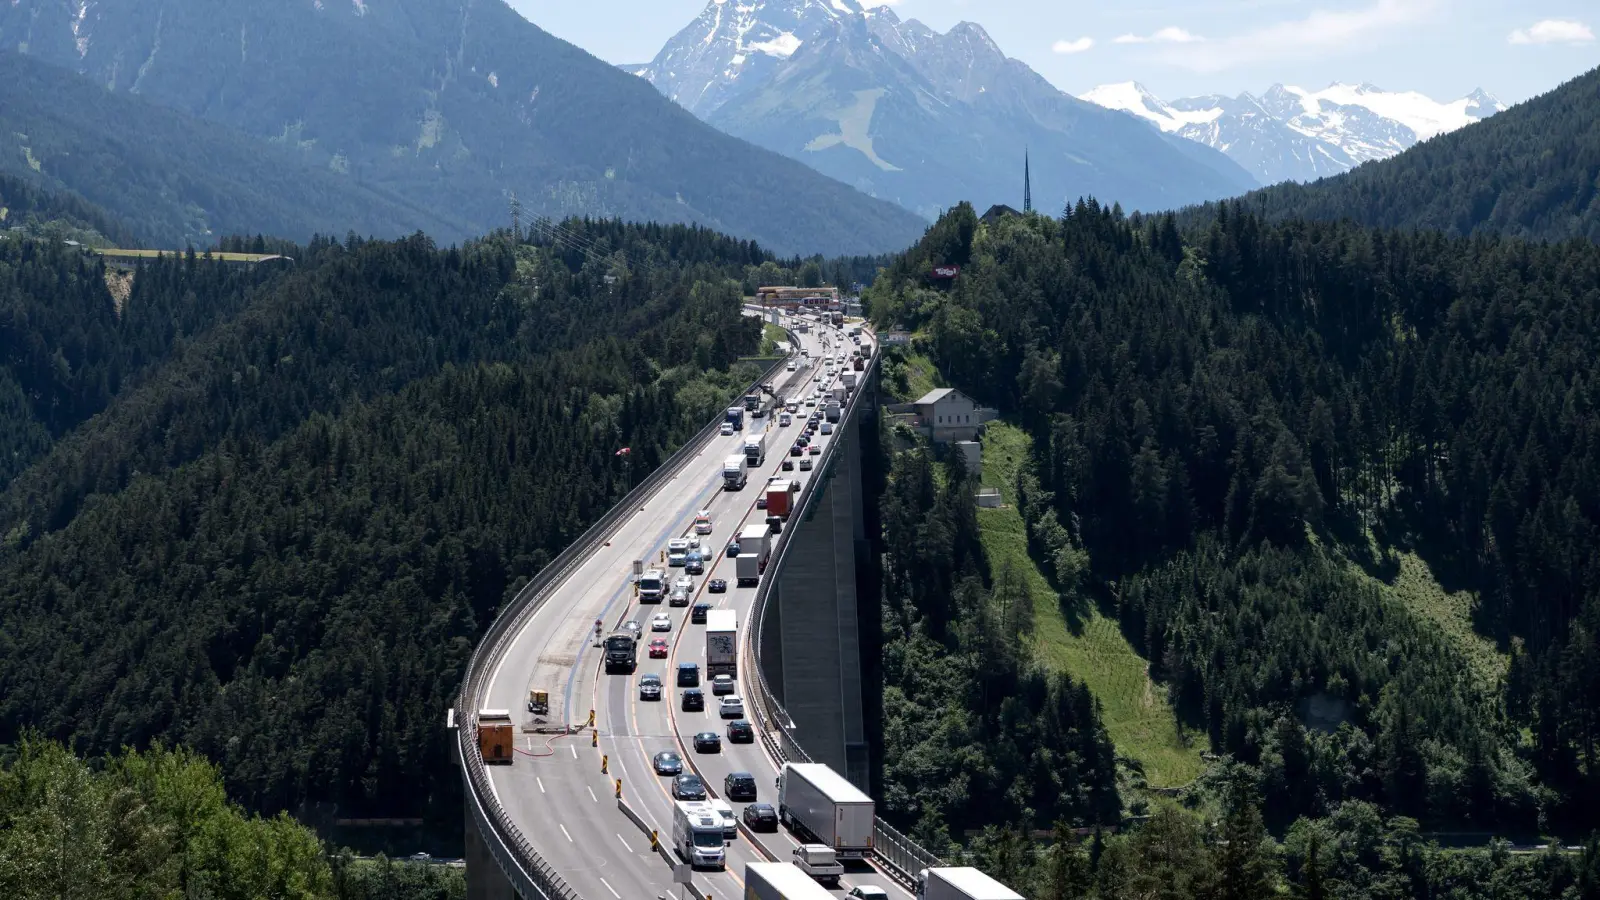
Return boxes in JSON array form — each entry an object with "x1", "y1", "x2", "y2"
[
  {"x1": 809, "y1": 445, "x2": 821, "y2": 455},
  {"x1": 649, "y1": 639, "x2": 669, "y2": 659}
]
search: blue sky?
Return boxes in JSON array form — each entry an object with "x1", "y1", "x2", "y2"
[{"x1": 509, "y1": 0, "x2": 1596, "y2": 104}]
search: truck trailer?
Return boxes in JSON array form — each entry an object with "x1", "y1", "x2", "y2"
[
  {"x1": 673, "y1": 801, "x2": 727, "y2": 870},
  {"x1": 916, "y1": 867, "x2": 1026, "y2": 900},
  {"x1": 744, "y1": 433, "x2": 768, "y2": 467},
  {"x1": 705, "y1": 609, "x2": 738, "y2": 677},
  {"x1": 766, "y1": 479, "x2": 798, "y2": 519},
  {"x1": 745, "y1": 863, "x2": 836, "y2": 900},
  {"x1": 776, "y1": 763, "x2": 874, "y2": 858},
  {"x1": 723, "y1": 454, "x2": 748, "y2": 491}
]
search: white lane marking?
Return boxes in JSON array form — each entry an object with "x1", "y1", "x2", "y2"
[
  {"x1": 599, "y1": 878, "x2": 621, "y2": 899},
  {"x1": 616, "y1": 832, "x2": 632, "y2": 852},
  {"x1": 560, "y1": 823, "x2": 573, "y2": 842},
  {"x1": 536, "y1": 777, "x2": 545, "y2": 794},
  {"x1": 588, "y1": 785, "x2": 598, "y2": 802},
  {"x1": 570, "y1": 744, "x2": 577, "y2": 759}
]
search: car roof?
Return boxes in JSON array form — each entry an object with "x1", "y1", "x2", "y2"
[
  {"x1": 640, "y1": 673, "x2": 661, "y2": 681},
  {"x1": 729, "y1": 770, "x2": 754, "y2": 778},
  {"x1": 678, "y1": 661, "x2": 698, "y2": 668}
]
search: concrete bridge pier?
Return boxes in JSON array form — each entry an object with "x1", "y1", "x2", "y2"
[{"x1": 759, "y1": 372, "x2": 876, "y2": 790}]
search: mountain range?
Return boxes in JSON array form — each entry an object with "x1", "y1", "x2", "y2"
[
  {"x1": 1081, "y1": 81, "x2": 1505, "y2": 185},
  {"x1": 0, "y1": 0, "x2": 925, "y2": 255},
  {"x1": 633, "y1": 0, "x2": 1258, "y2": 220}
]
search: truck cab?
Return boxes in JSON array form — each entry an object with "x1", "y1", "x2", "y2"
[
  {"x1": 667, "y1": 539, "x2": 691, "y2": 567},
  {"x1": 639, "y1": 568, "x2": 667, "y2": 603},
  {"x1": 792, "y1": 845, "x2": 843, "y2": 886}
]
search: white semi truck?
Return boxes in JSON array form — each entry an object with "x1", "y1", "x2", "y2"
[
  {"x1": 916, "y1": 867, "x2": 1026, "y2": 900},
  {"x1": 673, "y1": 800, "x2": 727, "y2": 870},
  {"x1": 723, "y1": 453, "x2": 748, "y2": 491},
  {"x1": 744, "y1": 432, "x2": 768, "y2": 467},
  {"x1": 745, "y1": 863, "x2": 837, "y2": 900},
  {"x1": 736, "y1": 524, "x2": 772, "y2": 587},
  {"x1": 705, "y1": 609, "x2": 738, "y2": 677},
  {"x1": 776, "y1": 762, "x2": 874, "y2": 858}
]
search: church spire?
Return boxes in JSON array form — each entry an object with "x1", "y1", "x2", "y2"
[{"x1": 1023, "y1": 149, "x2": 1032, "y2": 213}]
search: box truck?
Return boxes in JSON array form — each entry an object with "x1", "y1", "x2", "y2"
[
  {"x1": 843, "y1": 371, "x2": 858, "y2": 390},
  {"x1": 825, "y1": 402, "x2": 841, "y2": 424},
  {"x1": 735, "y1": 524, "x2": 771, "y2": 588},
  {"x1": 745, "y1": 863, "x2": 837, "y2": 900},
  {"x1": 723, "y1": 454, "x2": 748, "y2": 491},
  {"x1": 776, "y1": 763, "x2": 874, "y2": 858},
  {"x1": 706, "y1": 609, "x2": 738, "y2": 677},
  {"x1": 916, "y1": 867, "x2": 1026, "y2": 900},
  {"x1": 673, "y1": 801, "x2": 727, "y2": 870},
  {"x1": 766, "y1": 480, "x2": 798, "y2": 519},
  {"x1": 477, "y1": 710, "x2": 514, "y2": 765},
  {"x1": 639, "y1": 567, "x2": 667, "y2": 603},
  {"x1": 832, "y1": 386, "x2": 847, "y2": 403},
  {"x1": 744, "y1": 433, "x2": 768, "y2": 467}
]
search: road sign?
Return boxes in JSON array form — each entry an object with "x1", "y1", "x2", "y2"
[{"x1": 673, "y1": 865, "x2": 692, "y2": 885}]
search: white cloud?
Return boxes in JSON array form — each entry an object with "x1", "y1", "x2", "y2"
[
  {"x1": 1154, "y1": 0, "x2": 1436, "y2": 72},
  {"x1": 1051, "y1": 36, "x2": 1094, "y2": 54},
  {"x1": 1113, "y1": 26, "x2": 1203, "y2": 44},
  {"x1": 1508, "y1": 19, "x2": 1594, "y2": 45}
]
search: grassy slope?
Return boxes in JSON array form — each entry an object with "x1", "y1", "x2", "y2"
[
  {"x1": 1321, "y1": 527, "x2": 1509, "y2": 693},
  {"x1": 977, "y1": 421, "x2": 1204, "y2": 788}
]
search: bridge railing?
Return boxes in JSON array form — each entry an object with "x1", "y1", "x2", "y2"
[
  {"x1": 742, "y1": 330, "x2": 948, "y2": 887},
  {"x1": 455, "y1": 321, "x2": 790, "y2": 900}
]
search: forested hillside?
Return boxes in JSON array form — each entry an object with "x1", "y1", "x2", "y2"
[
  {"x1": 0, "y1": 172, "x2": 134, "y2": 246},
  {"x1": 1230, "y1": 64, "x2": 1600, "y2": 242},
  {"x1": 877, "y1": 446, "x2": 1121, "y2": 842},
  {"x1": 0, "y1": 221, "x2": 770, "y2": 831},
  {"x1": 0, "y1": 736, "x2": 465, "y2": 900},
  {"x1": 0, "y1": 53, "x2": 470, "y2": 247},
  {"x1": 865, "y1": 201, "x2": 1600, "y2": 893}
]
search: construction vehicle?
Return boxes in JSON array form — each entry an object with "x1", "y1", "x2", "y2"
[
  {"x1": 527, "y1": 689, "x2": 549, "y2": 716},
  {"x1": 478, "y1": 710, "x2": 514, "y2": 765}
]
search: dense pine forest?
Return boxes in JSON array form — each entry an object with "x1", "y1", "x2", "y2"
[
  {"x1": 865, "y1": 198, "x2": 1600, "y2": 897},
  {"x1": 0, "y1": 220, "x2": 773, "y2": 835},
  {"x1": 1227, "y1": 64, "x2": 1600, "y2": 242}
]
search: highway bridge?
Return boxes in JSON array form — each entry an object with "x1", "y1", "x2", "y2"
[{"x1": 454, "y1": 312, "x2": 943, "y2": 900}]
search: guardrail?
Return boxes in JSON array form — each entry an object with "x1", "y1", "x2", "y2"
[
  {"x1": 455, "y1": 321, "x2": 791, "y2": 900},
  {"x1": 740, "y1": 328, "x2": 947, "y2": 887}
]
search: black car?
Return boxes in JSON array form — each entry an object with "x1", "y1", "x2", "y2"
[
  {"x1": 743, "y1": 803, "x2": 779, "y2": 831},
  {"x1": 693, "y1": 731, "x2": 722, "y2": 753},
  {"x1": 756, "y1": 495, "x2": 768, "y2": 509},
  {"x1": 672, "y1": 773, "x2": 707, "y2": 800},
  {"x1": 766, "y1": 515, "x2": 783, "y2": 534},
  {"x1": 652, "y1": 751, "x2": 683, "y2": 776},
  {"x1": 726, "y1": 719, "x2": 755, "y2": 743},
  {"x1": 789, "y1": 444, "x2": 803, "y2": 457},
  {"x1": 681, "y1": 688, "x2": 705, "y2": 712},
  {"x1": 691, "y1": 603, "x2": 712, "y2": 624},
  {"x1": 708, "y1": 579, "x2": 727, "y2": 593},
  {"x1": 725, "y1": 542, "x2": 740, "y2": 558},
  {"x1": 686, "y1": 558, "x2": 705, "y2": 575},
  {"x1": 724, "y1": 771, "x2": 758, "y2": 801},
  {"x1": 677, "y1": 662, "x2": 701, "y2": 687},
  {"x1": 782, "y1": 459, "x2": 794, "y2": 471}
]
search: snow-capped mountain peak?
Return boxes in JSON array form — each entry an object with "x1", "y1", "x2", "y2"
[
  {"x1": 1080, "y1": 80, "x2": 1506, "y2": 186},
  {"x1": 635, "y1": 0, "x2": 873, "y2": 116}
]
